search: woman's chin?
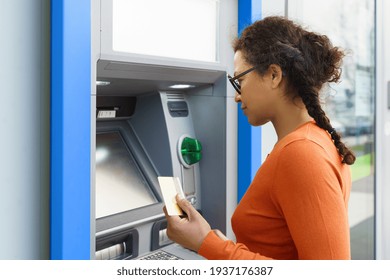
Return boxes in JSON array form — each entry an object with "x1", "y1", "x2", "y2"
[{"x1": 247, "y1": 117, "x2": 269, "y2": 127}]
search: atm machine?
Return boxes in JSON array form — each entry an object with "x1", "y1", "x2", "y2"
[
  {"x1": 92, "y1": 0, "x2": 233, "y2": 260},
  {"x1": 94, "y1": 89, "x2": 208, "y2": 260}
]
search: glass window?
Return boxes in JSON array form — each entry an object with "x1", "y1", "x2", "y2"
[
  {"x1": 112, "y1": 0, "x2": 219, "y2": 62},
  {"x1": 288, "y1": 0, "x2": 376, "y2": 259}
]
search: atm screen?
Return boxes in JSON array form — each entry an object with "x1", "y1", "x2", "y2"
[{"x1": 96, "y1": 132, "x2": 158, "y2": 219}]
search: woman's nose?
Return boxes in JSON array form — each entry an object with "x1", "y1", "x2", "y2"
[{"x1": 234, "y1": 92, "x2": 241, "y2": 103}]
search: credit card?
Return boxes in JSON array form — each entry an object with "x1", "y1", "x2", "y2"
[{"x1": 158, "y1": 176, "x2": 185, "y2": 216}]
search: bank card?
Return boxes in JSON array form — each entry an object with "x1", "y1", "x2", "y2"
[{"x1": 158, "y1": 176, "x2": 185, "y2": 216}]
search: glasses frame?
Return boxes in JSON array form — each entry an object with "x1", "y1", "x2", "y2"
[{"x1": 228, "y1": 66, "x2": 258, "y2": 94}]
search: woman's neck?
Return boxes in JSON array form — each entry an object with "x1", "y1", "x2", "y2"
[{"x1": 271, "y1": 98, "x2": 313, "y2": 141}]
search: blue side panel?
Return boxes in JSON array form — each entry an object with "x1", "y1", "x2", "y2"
[
  {"x1": 237, "y1": 0, "x2": 262, "y2": 202},
  {"x1": 51, "y1": 0, "x2": 91, "y2": 259},
  {"x1": 251, "y1": 125, "x2": 262, "y2": 178},
  {"x1": 251, "y1": 0, "x2": 262, "y2": 22}
]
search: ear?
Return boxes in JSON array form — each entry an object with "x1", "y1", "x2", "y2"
[{"x1": 268, "y1": 64, "x2": 283, "y2": 89}]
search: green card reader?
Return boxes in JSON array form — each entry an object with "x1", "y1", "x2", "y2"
[
  {"x1": 177, "y1": 135, "x2": 202, "y2": 203},
  {"x1": 178, "y1": 136, "x2": 202, "y2": 168}
]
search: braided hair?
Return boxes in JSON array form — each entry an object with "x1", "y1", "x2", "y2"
[{"x1": 234, "y1": 16, "x2": 355, "y2": 165}]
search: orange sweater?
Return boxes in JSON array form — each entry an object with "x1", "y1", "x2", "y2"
[{"x1": 198, "y1": 121, "x2": 351, "y2": 260}]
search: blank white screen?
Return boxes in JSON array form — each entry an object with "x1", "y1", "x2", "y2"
[{"x1": 112, "y1": 0, "x2": 218, "y2": 62}]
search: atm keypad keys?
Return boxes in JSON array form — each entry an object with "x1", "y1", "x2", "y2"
[{"x1": 139, "y1": 250, "x2": 182, "y2": 260}]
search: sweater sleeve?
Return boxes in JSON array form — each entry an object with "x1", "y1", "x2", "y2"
[
  {"x1": 198, "y1": 231, "x2": 273, "y2": 260},
  {"x1": 271, "y1": 140, "x2": 351, "y2": 259}
]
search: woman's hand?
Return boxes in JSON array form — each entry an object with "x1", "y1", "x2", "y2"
[{"x1": 163, "y1": 195, "x2": 211, "y2": 252}]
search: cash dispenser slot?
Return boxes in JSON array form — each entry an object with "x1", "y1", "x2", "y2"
[
  {"x1": 96, "y1": 228, "x2": 139, "y2": 260},
  {"x1": 151, "y1": 219, "x2": 172, "y2": 251}
]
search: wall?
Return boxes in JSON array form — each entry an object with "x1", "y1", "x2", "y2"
[
  {"x1": 376, "y1": 0, "x2": 390, "y2": 260},
  {"x1": 0, "y1": 0, "x2": 50, "y2": 259}
]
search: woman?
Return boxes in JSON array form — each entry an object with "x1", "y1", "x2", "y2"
[{"x1": 163, "y1": 16, "x2": 355, "y2": 260}]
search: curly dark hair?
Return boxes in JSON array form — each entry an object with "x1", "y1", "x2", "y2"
[{"x1": 233, "y1": 16, "x2": 355, "y2": 165}]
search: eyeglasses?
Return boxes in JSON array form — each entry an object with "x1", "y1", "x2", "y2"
[{"x1": 228, "y1": 66, "x2": 258, "y2": 94}]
